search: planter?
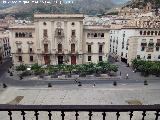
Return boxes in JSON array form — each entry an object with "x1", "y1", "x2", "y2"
[
  {"x1": 141, "y1": 72, "x2": 149, "y2": 77},
  {"x1": 58, "y1": 75, "x2": 66, "y2": 79},
  {"x1": 51, "y1": 74, "x2": 58, "y2": 78},
  {"x1": 94, "y1": 73, "x2": 101, "y2": 77},
  {"x1": 79, "y1": 73, "x2": 86, "y2": 77},
  {"x1": 39, "y1": 75, "x2": 44, "y2": 78},
  {"x1": 86, "y1": 75, "x2": 94, "y2": 78},
  {"x1": 71, "y1": 74, "x2": 79, "y2": 78},
  {"x1": 100, "y1": 74, "x2": 108, "y2": 77}
]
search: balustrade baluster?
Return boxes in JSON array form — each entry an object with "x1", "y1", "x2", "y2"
[
  {"x1": 8, "y1": 111, "x2": 12, "y2": 120},
  {"x1": 129, "y1": 111, "x2": 133, "y2": 120},
  {"x1": 88, "y1": 111, "x2": 93, "y2": 120},
  {"x1": 21, "y1": 111, "x2": 26, "y2": 120},
  {"x1": 142, "y1": 111, "x2": 146, "y2": 120},
  {"x1": 75, "y1": 111, "x2": 79, "y2": 120},
  {"x1": 116, "y1": 111, "x2": 120, "y2": 120},
  {"x1": 48, "y1": 111, "x2": 52, "y2": 120},
  {"x1": 102, "y1": 112, "x2": 106, "y2": 120},
  {"x1": 34, "y1": 111, "x2": 39, "y2": 120},
  {"x1": 61, "y1": 111, "x2": 65, "y2": 120},
  {"x1": 155, "y1": 111, "x2": 160, "y2": 120}
]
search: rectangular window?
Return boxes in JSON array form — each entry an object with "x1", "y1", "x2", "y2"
[
  {"x1": 29, "y1": 48, "x2": 33, "y2": 53},
  {"x1": 71, "y1": 30, "x2": 75, "y2": 36},
  {"x1": 88, "y1": 45, "x2": 91, "y2": 53},
  {"x1": 88, "y1": 56, "x2": 91, "y2": 61},
  {"x1": 29, "y1": 32, "x2": 32, "y2": 38},
  {"x1": 156, "y1": 47, "x2": 159, "y2": 51},
  {"x1": 30, "y1": 56, "x2": 33, "y2": 62},
  {"x1": 43, "y1": 29, "x2": 48, "y2": 37},
  {"x1": 101, "y1": 33, "x2": 104, "y2": 37},
  {"x1": 99, "y1": 56, "x2": 102, "y2": 61},
  {"x1": 18, "y1": 56, "x2": 22, "y2": 62},
  {"x1": 147, "y1": 54, "x2": 151, "y2": 59},
  {"x1": 137, "y1": 55, "x2": 140, "y2": 59},
  {"x1": 18, "y1": 48, "x2": 22, "y2": 53},
  {"x1": 99, "y1": 45, "x2": 103, "y2": 53},
  {"x1": 121, "y1": 52, "x2": 123, "y2": 56},
  {"x1": 141, "y1": 47, "x2": 145, "y2": 51}
]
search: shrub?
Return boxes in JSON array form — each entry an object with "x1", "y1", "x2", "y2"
[
  {"x1": 31, "y1": 63, "x2": 41, "y2": 70},
  {"x1": 16, "y1": 64, "x2": 27, "y2": 71},
  {"x1": 21, "y1": 70, "x2": 32, "y2": 77},
  {"x1": 34, "y1": 68, "x2": 45, "y2": 75}
]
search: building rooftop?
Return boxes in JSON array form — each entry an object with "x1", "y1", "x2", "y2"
[{"x1": 34, "y1": 14, "x2": 84, "y2": 19}]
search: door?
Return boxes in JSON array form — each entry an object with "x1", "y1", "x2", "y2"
[
  {"x1": 71, "y1": 55, "x2": 76, "y2": 65},
  {"x1": 44, "y1": 44, "x2": 48, "y2": 53},
  {"x1": 44, "y1": 55, "x2": 50, "y2": 65},
  {"x1": 58, "y1": 56, "x2": 63, "y2": 64}
]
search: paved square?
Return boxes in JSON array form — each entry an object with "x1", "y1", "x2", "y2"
[{"x1": 0, "y1": 84, "x2": 160, "y2": 120}]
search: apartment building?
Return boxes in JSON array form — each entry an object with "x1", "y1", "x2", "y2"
[
  {"x1": 110, "y1": 16, "x2": 160, "y2": 65},
  {"x1": 0, "y1": 29, "x2": 11, "y2": 63}
]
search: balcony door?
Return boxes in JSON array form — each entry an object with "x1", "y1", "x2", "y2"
[
  {"x1": 44, "y1": 55, "x2": 50, "y2": 65},
  {"x1": 44, "y1": 44, "x2": 48, "y2": 53},
  {"x1": 58, "y1": 56, "x2": 63, "y2": 64},
  {"x1": 71, "y1": 55, "x2": 76, "y2": 65}
]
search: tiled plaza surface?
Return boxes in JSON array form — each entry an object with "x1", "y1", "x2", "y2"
[{"x1": 0, "y1": 83, "x2": 160, "y2": 120}]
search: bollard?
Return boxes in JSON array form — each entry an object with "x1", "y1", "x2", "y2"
[
  {"x1": 3, "y1": 83, "x2": 7, "y2": 88},
  {"x1": 144, "y1": 80, "x2": 148, "y2": 85},
  {"x1": 113, "y1": 81, "x2": 117, "y2": 86},
  {"x1": 48, "y1": 83, "x2": 52, "y2": 87}
]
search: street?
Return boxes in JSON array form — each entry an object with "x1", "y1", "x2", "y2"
[{"x1": 0, "y1": 60, "x2": 160, "y2": 87}]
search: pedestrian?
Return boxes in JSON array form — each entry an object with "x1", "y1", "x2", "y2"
[
  {"x1": 93, "y1": 82, "x2": 96, "y2": 87},
  {"x1": 126, "y1": 74, "x2": 129, "y2": 79},
  {"x1": 120, "y1": 71, "x2": 121, "y2": 76}
]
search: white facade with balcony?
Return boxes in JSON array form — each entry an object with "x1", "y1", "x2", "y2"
[{"x1": 9, "y1": 14, "x2": 110, "y2": 66}]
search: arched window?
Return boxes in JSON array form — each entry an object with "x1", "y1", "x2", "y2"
[
  {"x1": 101, "y1": 33, "x2": 104, "y2": 37},
  {"x1": 87, "y1": 33, "x2": 90, "y2": 38},
  {"x1": 58, "y1": 44, "x2": 62, "y2": 53},
  {"x1": 151, "y1": 31, "x2": 154, "y2": 35},
  {"x1": 15, "y1": 32, "x2": 18, "y2": 38},
  {"x1": 155, "y1": 31, "x2": 158, "y2": 35},
  {"x1": 147, "y1": 31, "x2": 150, "y2": 35},
  {"x1": 71, "y1": 44, "x2": 75, "y2": 53},
  {"x1": 140, "y1": 31, "x2": 142, "y2": 35},
  {"x1": 58, "y1": 29, "x2": 61, "y2": 36},
  {"x1": 19, "y1": 32, "x2": 22, "y2": 37},
  {"x1": 143, "y1": 31, "x2": 146, "y2": 35},
  {"x1": 94, "y1": 33, "x2": 97, "y2": 37},
  {"x1": 22, "y1": 32, "x2": 25, "y2": 37}
]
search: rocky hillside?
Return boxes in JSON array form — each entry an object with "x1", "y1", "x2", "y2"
[{"x1": 0, "y1": 0, "x2": 116, "y2": 18}]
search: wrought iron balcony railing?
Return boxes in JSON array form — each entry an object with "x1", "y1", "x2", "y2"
[{"x1": 0, "y1": 104, "x2": 159, "y2": 120}]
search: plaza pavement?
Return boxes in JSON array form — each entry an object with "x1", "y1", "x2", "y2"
[{"x1": 0, "y1": 83, "x2": 160, "y2": 120}]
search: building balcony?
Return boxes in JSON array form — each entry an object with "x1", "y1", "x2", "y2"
[
  {"x1": 55, "y1": 51, "x2": 64, "y2": 55},
  {"x1": 156, "y1": 43, "x2": 160, "y2": 46},
  {"x1": 141, "y1": 43, "x2": 147, "y2": 46},
  {"x1": 99, "y1": 51, "x2": 104, "y2": 54},
  {"x1": 42, "y1": 50, "x2": 51, "y2": 54},
  {"x1": 16, "y1": 50, "x2": 23, "y2": 54},
  {"x1": 0, "y1": 104, "x2": 159, "y2": 120},
  {"x1": 28, "y1": 50, "x2": 34, "y2": 54},
  {"x1": 148, "y1": 43, "x2": 154, "y2": 47},
  {"x1": 146, "y1": 48, "x2": 154, "y2": 52}
]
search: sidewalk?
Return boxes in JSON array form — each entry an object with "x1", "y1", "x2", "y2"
[{"x1": 115, "y1": 61, "x2": 160, "y2": 80}]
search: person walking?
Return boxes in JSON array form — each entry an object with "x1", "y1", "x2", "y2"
[{"x1": 126, "y1": 74, "x2": 129, "y2": 79}]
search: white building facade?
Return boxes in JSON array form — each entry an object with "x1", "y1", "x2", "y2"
[{"x1": 9, "y1": 14, "x2": 110, "y2": 66}]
